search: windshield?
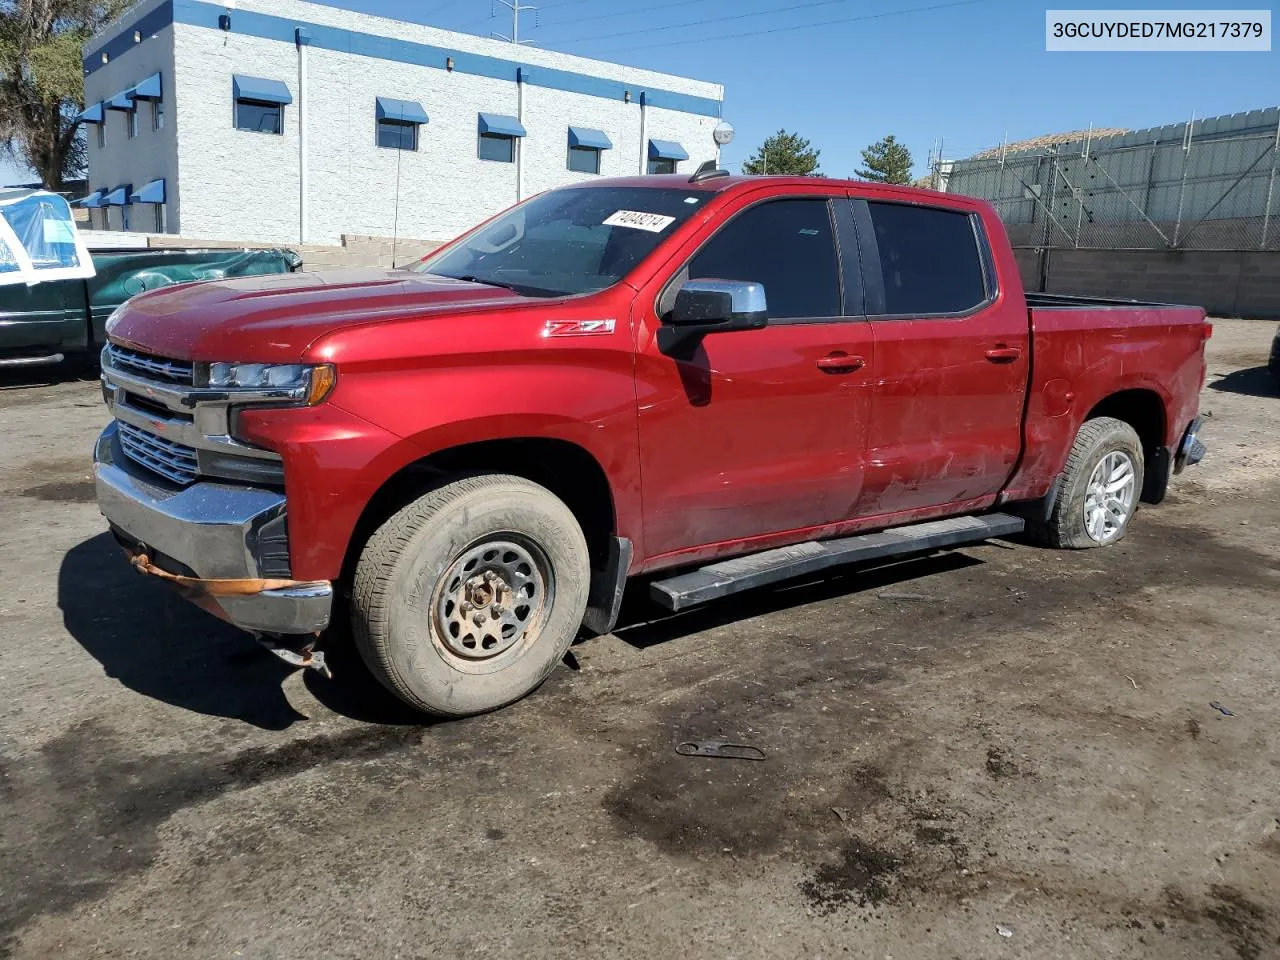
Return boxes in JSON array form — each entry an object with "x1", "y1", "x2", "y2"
[{"x1": 413, "y1": 187, "x2": 705, "y2": 297}]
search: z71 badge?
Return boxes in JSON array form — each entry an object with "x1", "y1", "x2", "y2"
[{"x1": 543, "y1": 319, "x2": 617, "y2": 337}]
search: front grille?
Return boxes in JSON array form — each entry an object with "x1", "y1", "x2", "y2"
[
  {"x1": 107, "y1": 344, "x2": 194, "y2": 386},
  {"x1": 118, "y1": 421, "x2": 199, "y2": 485}
]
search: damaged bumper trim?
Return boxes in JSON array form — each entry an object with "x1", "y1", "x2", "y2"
[{"x1": 94, "y1": 423, "x2": 333, "y2": 635}]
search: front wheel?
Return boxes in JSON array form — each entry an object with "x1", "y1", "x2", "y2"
[
  {"x1": 1031, "y1": 416, "x2": 1145, "y2": 550},
  {"x1": 351, "y1": 475, "x2": 591, "y2": 717}
]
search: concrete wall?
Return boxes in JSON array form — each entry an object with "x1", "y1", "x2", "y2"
[
  {"x1": 143, "y1": 232, "x2": 442, "y2": 270},
  {"x1": 82, "y1": 0, "x2": 177, "y2": 233},
  {"x1": 1016, "y1": 248, "x2": 1280, "y2": 319},
  {"x1": 84, "y1": 0, "x2": 723, "y2": 246}
]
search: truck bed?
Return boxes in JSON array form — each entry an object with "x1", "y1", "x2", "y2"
[{"x1": 1025, "y1": 292, "x2": 1194, "y2": 310}]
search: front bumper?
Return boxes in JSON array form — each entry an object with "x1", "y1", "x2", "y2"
[{"x1": 93, "y1": 422, "x2": 332, "y2": 634}]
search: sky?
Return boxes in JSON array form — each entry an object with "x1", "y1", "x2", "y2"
[{"x1": 4, "y1": 0, "x2": 1277, "y2": 184}]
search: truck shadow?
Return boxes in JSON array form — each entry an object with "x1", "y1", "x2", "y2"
[
  {"x1": 609, "y1": 551, "x2": 984, "y2": 651},
  {"x1": 1208, "y1": 366, "x2": 1278, "y2": 398},
  {"x1": 58, "y1": 533, "x2": 306, "y2": 730}
]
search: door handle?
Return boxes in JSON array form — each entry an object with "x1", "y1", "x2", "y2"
[
  {"x1": 984, "y1": 345, "x2": 1022, "y2": 363},
  {"x1": 816, "y1": 353, "x2": 866, "y2": 373}
]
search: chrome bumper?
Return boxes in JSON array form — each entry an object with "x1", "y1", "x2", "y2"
[
  {"x1": 1175, "y1": 416, "x2": 1207, "y2": 473},
  {"x1": 93, "y1": 422, "x2": 332, "y2": 634}
]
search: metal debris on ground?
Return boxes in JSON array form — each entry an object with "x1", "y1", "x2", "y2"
[
  {"x1": 1209, "y1": 701, "x2": 1235, "y2": 717},
  {"x1": 256, "y1": 634, "x2": 332, "y2": 679},
  {"x1": 996, "y1": 924, "x2": 1014, "y2": 939},
  {"x1": 675, "y1": 740, "x2": 766, "y2": 761}
]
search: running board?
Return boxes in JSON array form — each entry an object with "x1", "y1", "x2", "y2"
[
  {"x1": 649, "y1": 513, "x2": 1025, "y2": 612},
  {"x1": 0, "y1": 352, "x2": 64, "y2": 369}
]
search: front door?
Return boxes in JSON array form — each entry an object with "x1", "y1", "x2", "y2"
[
  {"x1": 851, "y1": 196, "x2": 1029, "y2": 519},
  {"x1": 633, "y1": 192, "x2": 874, "y2": 566}
]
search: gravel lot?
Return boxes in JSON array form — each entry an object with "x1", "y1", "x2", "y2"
[{"x1": 1, "y1": 318, "x2": 1278, "y2": 960}]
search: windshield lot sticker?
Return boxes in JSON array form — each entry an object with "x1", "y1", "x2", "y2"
[{"x1": 604, "y1": 210, "x2": 677, "y2": 232}]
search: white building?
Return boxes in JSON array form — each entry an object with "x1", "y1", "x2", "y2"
[{"x1": 78, "y1": 0, "x2": 726, "y2": 245}]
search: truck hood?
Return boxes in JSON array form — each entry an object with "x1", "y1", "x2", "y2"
[{"x1": 107, "y1": 268, "x2": 538, "y2": 361}]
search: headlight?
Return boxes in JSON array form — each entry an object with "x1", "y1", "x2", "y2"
[{"x1": 205, "y1": 362, "x2": 337, "y2": 405}]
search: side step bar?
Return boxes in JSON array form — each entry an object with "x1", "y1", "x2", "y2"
[
  {"x1": 649, "y1": 513, "x2": 1025, "y2": 612},
  {"x1": 0, "y1": 352, "x2": 64, "y2": 369}
]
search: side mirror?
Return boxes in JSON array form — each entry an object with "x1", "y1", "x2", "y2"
[{"x1": 659, "y1": 279, "x2": 768, "y2": 355}]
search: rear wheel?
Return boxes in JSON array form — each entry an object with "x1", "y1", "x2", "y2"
[
  {"x1": 1031, "y1": 417, "x2": 1145, "y2": 550},
  {"x1": 351, "y1": 474, "x2": 590, "y2": 717}
]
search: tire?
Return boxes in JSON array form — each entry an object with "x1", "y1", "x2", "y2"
[
  {"x1": 350, "y1": 474, "x2": 591, "y2": 717},
  {"x1": 1030, "y1": 417, "x2": 1145, "y2": 550}
]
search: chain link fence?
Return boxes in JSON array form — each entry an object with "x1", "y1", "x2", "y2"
[{"x1": 942, "y1": 114, "x2": 1280, "y2": 251}]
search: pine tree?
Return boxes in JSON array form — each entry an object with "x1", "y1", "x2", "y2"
[
  {"x1": 856, "y1": 135, "x2": 914, "y2": 185},
  {"x1": 742, "y1": 129, "x2": 821, "y2": 176}
]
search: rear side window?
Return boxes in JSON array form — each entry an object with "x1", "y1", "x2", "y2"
[
  {"x1": 688, "y1": 199, "x2": 840, "y2": 319},
  {"x1": 865, "y1": 202, "x2": 987, "y2": 316}
]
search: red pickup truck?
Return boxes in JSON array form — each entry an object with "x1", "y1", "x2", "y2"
[{"x1": 94, "y1": 169, "x2": 1209, "y2": 717}]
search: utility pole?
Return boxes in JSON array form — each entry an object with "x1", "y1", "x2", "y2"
[{"x1": 491, "y1": 0, "x2": 537, "y2": 44}]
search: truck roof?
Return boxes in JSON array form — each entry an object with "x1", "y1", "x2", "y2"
[{"x1": 571, "y1": 173, "x2": 956, "y2": 203}]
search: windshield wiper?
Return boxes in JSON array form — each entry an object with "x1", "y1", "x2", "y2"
[{"x1": 456, "y1": 275, "x2": 520, "y2": 292}]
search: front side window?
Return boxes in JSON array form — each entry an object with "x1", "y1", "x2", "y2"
[
  {"x1": 865, "y1": 202, "x2": 988, "y2": 316},
  {"x1": 647, "y1": 158, "x2": 676, "y2": 175},
  {"x1": 686, "y1": 198, "x2": 841, "y2": 319},
  {"x1": 568, "y1": 145, "x2": 601, "y2": 174},
  {"x1": 235, "y1": 99, "x2": 282, "y2": 134},
  {"x1": 415, "y1": 186, "x2": 704, "y2": 297},
  {"x1": 479, "y1": 132, "x2": 515, "y2": 163},
  {"x1": 152, "y1": 99, "x2": 164, "y2": 131},
  {"x1": 376, "y1": 118, "x2": 418, "y2": 150},
  {"x1": 127, "y1": 109, "x2": 139, "y2": 139}
]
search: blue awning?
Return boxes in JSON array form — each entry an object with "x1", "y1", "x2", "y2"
[
  {"x1": 232, "y1": 74, "x2": 293, "y2": 105},
  {"x1": 103, "y1": 184, "x2": 132, "y2": 206},
  {"x1": 132, "y1": 72, "x2": 162, "y2": 99},
  {"x1": 75, "y1": 189, "x2": 106, "y2": 208},
  {"x1": 105, "y1": 89, "x2": 135, "y2": 111},
  {"x1": 376, "y1": 97, "x2": 428, "y2": 124},
  {"x1": 77, "y1": 102, "x2": 105, "y2": 124},
  {"x1": 568, "y1": 126, "x2": 612, "y2": 150},
  {"x1": 648, "y1": 139, "x2": 689, "y2": 161},
  {"x1": 131, "y1": 179, "x2": 165, "y2": 204},
  {"x1": 478, "y1": 113, "x2": 526, "y2": 138}
]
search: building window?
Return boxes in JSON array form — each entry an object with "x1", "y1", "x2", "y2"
[
  {"x1": 235, "y1": 99, "x2": 283, "y2": 134},
  {"x1": 151, "y1": 204, "x2": 165, "y2": 233},
  {"x1": 376, "y1": 118, "x2": 418, "y2": 151},
  {"x1": 479, "y1": 132, "x2": 515, "y2": 163},
  {"x1": 152, "y1": 99, "x2": 164, "y2": 131},
  {"x1": 127, "y1": 109, "x2": 139, "y2": 139},
  {"x1": 568, "y1": 145, "x2": 601, "y2": 174},
  {"x1": 96, "y1": 123, "x2": 105, "y2": 149},
  {"x1": 647, "y1": 158, "x2": 676, "y2": 175}
]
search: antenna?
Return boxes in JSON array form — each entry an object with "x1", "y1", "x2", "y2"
[{"x1": 491, "y1": 0, "x2": 538, "y2": 44}]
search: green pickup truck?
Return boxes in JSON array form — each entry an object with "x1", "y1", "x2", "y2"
[{"x1": 0, "y1": 245, "x2": 301, "y2": 370}]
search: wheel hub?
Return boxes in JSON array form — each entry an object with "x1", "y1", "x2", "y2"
[
  {"x1": 1084, "y1": 450, "x2": 1136, "y2": 544},
  {"x1": 434, "y1": 539, "x2": 550, "y2": 659}
]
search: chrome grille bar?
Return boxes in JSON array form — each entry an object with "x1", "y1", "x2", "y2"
[
  {"x1": 118, "y1": 421, "x2": 199, "y2": 485},
  {"x1": 105, "y1": 344, "x2": 195, "y2": 386}
]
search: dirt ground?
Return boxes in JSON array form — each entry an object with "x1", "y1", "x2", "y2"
[{"x1": 1, "y1": 319, "x2": 1278, "y2": 960}]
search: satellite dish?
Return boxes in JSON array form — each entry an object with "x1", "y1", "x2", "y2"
[{"x1": 713, "y1": 121, "x2": 735, "y2": 146}]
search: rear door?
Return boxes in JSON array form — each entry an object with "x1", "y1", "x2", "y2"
[
  {"x1": 851, "y1": 196, "x2": 1028, "y2": 518},
  {"x1": 633, "y1": 191, "x2": 874, "y2": 564}
]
